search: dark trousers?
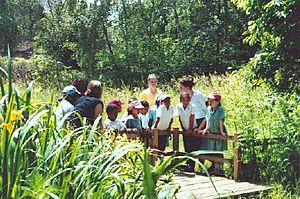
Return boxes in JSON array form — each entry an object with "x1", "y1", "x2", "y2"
[
  {"x1": 158, "y1": 134, "x2": 168, "y2": 151},
  {"x1": 183, "y1": 118, "x2": 205, "y2": 169}
]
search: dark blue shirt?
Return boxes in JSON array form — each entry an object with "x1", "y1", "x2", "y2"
[{"x1": 73, "y1": 96, "x2": 103, "y2": 125}]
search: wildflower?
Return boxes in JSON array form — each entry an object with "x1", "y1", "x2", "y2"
[
  {"x1": 3, "y1": 123, "x2": 14, "y2": 133},
  {"x1": 11, "y1": 110, "x2": 22, "y2": 121}
]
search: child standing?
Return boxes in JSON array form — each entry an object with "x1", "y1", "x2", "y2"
[
  {"x1": 103, "y1": 104, "x2": 126, "y2": 133},
  {"x1": 176, "y1": 92, "x2": 197, "y2": 171},
  {"x1": 108, "y1": 99, "x2": 124, "y2": 113},
  {"x1": 139, "y1": 101, "x2": 150, "y2": 129},
  {"x1": 121, "y1": 97, "x2": 138, "y2": 122},
  {"x1": 199, "y1": 92, "x2": 227, "y2": 172},
  {"x1": 154, "y1": 95, "x2": 174, "y2": 151},
  {"x1": 125, "y1": 101, "x2": 144, "y2": 133}
]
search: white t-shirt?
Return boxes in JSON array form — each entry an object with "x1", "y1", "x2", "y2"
[
  {"x1": 190, "y1": 90, "x2": 206, "y2": 119},
  {"x1": 103, "y1": 118, "x2": 126, "y2": 132},
  {"x1": 156, "y1": 104, "x2": 174, "y2": 130},
  {"x1": 55, "y1": 100, "x2": 74, "y2": 127},
  {"x1": 139, "y1": 113, "x2": 149, "y2": 129},
  {"x1": 176, "y1": 103, "x2": 196, "y2": 130}
]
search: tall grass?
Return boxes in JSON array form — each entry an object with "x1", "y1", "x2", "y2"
[
  {"x1": 1, "y1": 49, "x2": 299, "y2": 197},
  {"x1": 0, "y1": 50, "x2": 217, "y2": 198}
]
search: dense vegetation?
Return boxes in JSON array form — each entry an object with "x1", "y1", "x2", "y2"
[
  {"x1": 1, "y1": 55, "x2": 299, "y2": 197},
  {"x1": 0, "y1": 0, "x2": 299, "y2": 197},
  {"x1": 1, "y1": 0, "x2": 299, "y2": 91}
]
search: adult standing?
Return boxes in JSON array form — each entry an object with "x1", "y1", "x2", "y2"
[
  {"x1": 140, "y1": 74, "x2": 162, "y2": 107},
  {"x1": 178, "y1": 75, "x2": 207, "y2": 172}
]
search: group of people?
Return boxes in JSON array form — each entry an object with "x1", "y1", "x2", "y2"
[{"x1": 55, "y1": 74, "x2": 227, "y2": 173}]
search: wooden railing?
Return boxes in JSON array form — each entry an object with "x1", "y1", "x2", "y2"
[{"x1": 125, "y1": 128, "x2": 242, "y2": 181}]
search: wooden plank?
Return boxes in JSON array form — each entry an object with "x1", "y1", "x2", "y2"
[
  {"x1": 152, "y1": 129, "x2": 159, "y2": 149},
  {"x1": 174, "y1": 176, "x2": 225, "y2": 188},
  {"x1": 202, "y1": 184, "x2": 272, "y2": 198},
  {"x1": 177, "y1": 179, "x2": 232, "y2": 193},
  {"x1": 178, "y1": 131, "x2": 236, "y2": 141},
  {"x1": 174, "y1": 175, "x2": 272, "y2": 199}
]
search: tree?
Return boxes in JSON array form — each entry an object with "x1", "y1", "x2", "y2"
[
  {"x1": 232, "y1": 0, "x2": 300, "y2": 93},
  {"x1": 0, "y1": 0, "x2": 18, "y2": 51},
  {"x1": 0, "y1": 0, "x2": 43, "y2": 51}
]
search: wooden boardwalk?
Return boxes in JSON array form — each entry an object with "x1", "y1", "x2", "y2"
[{"x1": 174, "y1": 174, "x2": 272, "y2": 198}]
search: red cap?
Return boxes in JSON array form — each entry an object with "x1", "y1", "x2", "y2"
[
  {"x1": 108, "y1": 99, "x2": 124, "y2": 106},
  {"x1": 208, "y1": 92, "x2": 221, "y2": 101}
]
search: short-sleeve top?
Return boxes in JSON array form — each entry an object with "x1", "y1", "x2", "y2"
[
  {"x1": 139, "y1": 113, "x2": 149, "y2": 129},
  {"x1": 125, "y1": 115, "x2": 143, "y2": 130},
  {"x1": 207, "y1": 106, "x2": 226, "y2": 134},
  {"x1": 190, "y1": 90, "x2": 206, "y2": 119},
  {"x1": 148, "y1": 106, "x2": 157, "y2": 128},
  {"x1": 103, "y1": 118, "x2": 126, "y2": 132},
  {"x1": 156, "y1": 104, "x2": 174, "y2": 130},
  {"x1": 55, "y1": 100, "x2": 74, "y2": 127},
  {"x1": 176, "y1": 103, "x2": 196, "y2": 130},
  {"x1": 140, "y1": 88, "x2": 162, "y2": 106},
  {"x1": 73, "y1": 96, "x2": 103, "y2": 124}
]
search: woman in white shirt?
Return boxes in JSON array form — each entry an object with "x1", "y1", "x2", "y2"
[{"x1": 178, "y1": 75, "x2": 206, "y2": 172}]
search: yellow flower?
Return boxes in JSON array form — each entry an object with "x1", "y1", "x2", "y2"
[
  {"x1": 11, "y1": 110, "x2": 22, "y2": 121},
  {"x1": 3, "y1": 123, "x2": 14, "y2": 133}
]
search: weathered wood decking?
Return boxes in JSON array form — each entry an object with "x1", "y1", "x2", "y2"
[{"x1": 174, "y1": 174, "x2": 272, "y2": 198}]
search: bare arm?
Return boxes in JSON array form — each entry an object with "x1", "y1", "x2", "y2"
[
  {"x1": 189, "y1": 114, "x2": 195, "y2": 130},
  {"x1": 167, "y1": 118, "x2": 173, "y2": 130},
  {"x1": 94, "y1": 104, "x2": 103, "y2": 119},
  {"x1": 202, "y1": 120, "x2": 209, "y2": 134},
  {"x1": 148, "y1": 119, "x2": 153, "y2": 129},
  {"x1": 220, "y1": 120, "x2": 226, "y2": 136},
  {"x1": 154, "y1": 117, "x2": 160, "y2": 128},
  {"x1": 178, "y1": 117, "x2": 184, "y2": 130}
]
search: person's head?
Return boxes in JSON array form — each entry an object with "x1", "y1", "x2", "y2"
[
  {"x1": 180, "y1": 92, "x2": 191, "y2": 108},
  {"x1": 108, "y1": 99, "x2": 124, "y2": 113},
  {"x1": 85, "y1": 80, "x2": 103, "y2": 98},
  {"x1": 127, "y1": 101, "x2": 144, "y2": 116},
  {"x1": 106, "y1": 104, "x2": 119, "y2": 121},
  {"x1": 128, "y1": 97, "x2": 138, "y2": 104},
  {"x1": 147, "y1": 74, "x2": 158, "y2": 88},
  {"x1": 62, "y1": 85, "x2": 81, "y2": 105},
  {"x1": 178, "y1": 75, "x2": 195, "y2": 93},
  {"x1": 140, "y1": 101, "x2": 150, "y2": 115},
  {"x1": 161, "y1": 95, "x2": 171, "y2": 107},
  {"x1": 72, "y1": 77, "x2": 89, "y2": 96},
  {"x1": 207, "y1": 92, "x2": 222, "y2": 108}
]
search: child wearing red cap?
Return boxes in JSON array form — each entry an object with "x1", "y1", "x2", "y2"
[
  {"x1": 198, "y1": 92, "x2": 227, "y2": 172},
  {"x1": 124, "y1": 101, "x2": 144, "y2": 133}
]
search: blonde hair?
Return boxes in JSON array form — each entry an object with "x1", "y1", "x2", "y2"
[{"x1": 147, "y1": 74, "x2": 157, "y2": 81}]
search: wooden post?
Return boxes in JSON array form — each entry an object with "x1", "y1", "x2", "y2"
[
  {"x1": 173, "y1": 128, "x2": 179, "y2": 152},
  {"x1": 233, "y1": 134, "x2": 241, "y2": 181},
  {"x1": 152, "y1": 129, "x2": 159, "y2": 149},
  {"x1": 150, "y1": 129, "x2": 160, "y2": 165}
]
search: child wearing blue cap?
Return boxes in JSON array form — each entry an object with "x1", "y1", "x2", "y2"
[{"x1": 55, "y1": 85, "x2": 81, "y2": 127}]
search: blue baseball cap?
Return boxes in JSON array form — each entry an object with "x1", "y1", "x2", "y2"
[{"x1": 63, "y1": 85, "x2": 81, "y2": 96}]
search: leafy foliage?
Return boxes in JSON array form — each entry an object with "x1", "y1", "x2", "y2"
[
  {"x1": 232, "y1": 0, "x2": 300, "y2": 93},
  {"x1": 33, "y1": 0, "x2": 254, "y2": 87},
  {"x1": 0, "y1": 0, "x2": 43, "y2": 51}
]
